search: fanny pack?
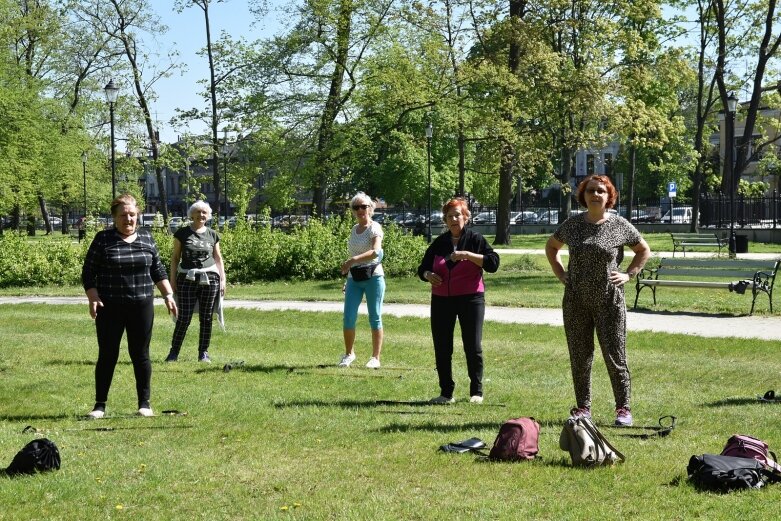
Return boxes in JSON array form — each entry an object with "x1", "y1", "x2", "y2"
[{"x1": 350, "y1": 264, "x2": 378, "y2": 281}]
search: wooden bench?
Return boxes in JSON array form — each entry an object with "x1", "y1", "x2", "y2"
[
  {"x1": 671, "y1": 232, "x2": 726, "y2": 257},
  {"x1": 634, "y1": 258, "x2": 779, "y2": 315}
]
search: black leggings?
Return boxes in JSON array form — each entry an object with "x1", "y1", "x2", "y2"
[
  {"x1": 94, "y1": 298, "x2": 154, "y2": 408},
  {"x1": 430, "y1": 293, "x2": 485, "y2": 398}
]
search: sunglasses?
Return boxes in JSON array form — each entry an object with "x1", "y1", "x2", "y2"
[{"x1": 352, "y1": 204, "x2": 370, "y2": 210}]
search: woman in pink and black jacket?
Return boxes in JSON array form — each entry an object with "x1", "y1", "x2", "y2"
[{"x1": 418, "y1": 198, "x2": 500, "y2": 405}]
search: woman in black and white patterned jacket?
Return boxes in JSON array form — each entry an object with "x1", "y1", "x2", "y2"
[{"x1": 545, "y1": 175, "x2": 651, "y2": 427}]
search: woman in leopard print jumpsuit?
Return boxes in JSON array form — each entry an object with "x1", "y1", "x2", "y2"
[{"x1": 545, "y1": 175, "x2": 651, "y2": 426}]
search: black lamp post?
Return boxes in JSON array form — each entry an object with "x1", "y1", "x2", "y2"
[
  {"x1": 104, "y1": 79, "x2": 119, "y2": 199},
  {"x1": 184, "y1": 156, "x2": 191, "y2": 207},
  {"x1": 81, "y1": 152, "x2": 88, "y2": 218},
  {"x1": 425, "y1": 121, "x2": 433, "y2": 243},
  {"x1": 222, "y1": 132, "x2": 229, "y2": 219},
  {"x1": 725, "y1": 91, "x2": 738, "y2": 257}
]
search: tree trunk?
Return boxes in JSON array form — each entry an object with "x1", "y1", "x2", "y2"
[
  {"x1": 38, "y1": 195, "x2": 51, "y2": 235},
  {"x1": 494, "y1": 142, "x2": 515, "y2": 245},
  {"x1": 494, "y1": 0, "x2": 525, "y2": 244},
  {"x1": 625, "y1": 143, "x2": 636, "y2": 225},
  {"x1": 312, "y1": 0, "x2": 353, "y2": 215}
]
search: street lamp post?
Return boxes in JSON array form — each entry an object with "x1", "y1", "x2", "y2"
[
  {"x1": 222, "y1": 134, "x2": 229, "y2": 219},
  {"x1": 184, "y1": 156, "x2": 191, "y2": 207},
  {"x1": 103, "y1": 79, "x2": 119, "y2": 199},
  {"x1": 725, "y1": 92, "x2": 738, "y2": 258},
  {"x1": 425, "y1": 122, "x2": 433, "y2": 243},
  {"x1": 81, "y1": 152, "x2": 88, "y2": 218}
]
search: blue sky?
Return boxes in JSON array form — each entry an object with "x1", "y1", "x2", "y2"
[{"x1": 150, "y1": 0, "x2": 280, "y2": 143}]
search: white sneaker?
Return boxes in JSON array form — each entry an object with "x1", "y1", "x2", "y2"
[
  {"x1": 365, "y1": 357, "x2": 381, "y2": 369},
  {"x1": 430, "y1": 395, "x2": 455, "y2": 404},
  {"x1": 137, "y1": 407, "x2": 154, "y2": 417},
  {"x1": 338, "y1": 352, "x2": 356, "y2": 367},
  {"x1": 87, "y1": 409, "x2": 105, "y2": 419},
  {"x1": 469, "y1": 395, "x2": 484, "y2": 404}
]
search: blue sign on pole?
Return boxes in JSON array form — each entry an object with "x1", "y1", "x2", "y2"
[{"x1": 667, "y1": 181, "x2": 677, "y2": 198}]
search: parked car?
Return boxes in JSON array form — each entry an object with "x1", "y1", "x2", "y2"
[
  {"x1": 394, "y1": 212, "x2": 420, "y2": 227},
  {"x1": 168, "y1": 216, "x2": 185, "y2": 231},
  {"x1": 536, "y1": 209, "x2": 560, "y2": 225},
  {"x1": 511, "y1": 211, "x2": 538, "y2": 224},
  {"x1": 472, "y1": 211, "x2": 496, "y2": 225},
  {"x1": 428, "y1": 211, "x2": 444, "y2": 225},
  {"x1": 272, "y1": 214, "x2": 309, "y2": 229},
  {"x1": 661, "y1": 206, "x2": 694, "y2": 223}
]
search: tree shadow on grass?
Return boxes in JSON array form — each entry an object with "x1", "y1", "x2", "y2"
[
  {"x1": 71, "y1": 424, "x2": 195, "y2": 432},
  {"x1": 0, "y1": 413, "x2": 71, "y2": 422},
  {"x1": 44, "y1": 359, "x2": 126, "y2": 367},
  {"x1": 704, "y1": 397, "x2": 771, "y2": 407},
  {"x1": 628, "y1": 308, "x2": 745, "y2": 319}
]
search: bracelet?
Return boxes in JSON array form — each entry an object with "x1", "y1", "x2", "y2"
[{"x1": 163, "y1": 293, "x2": 174, "y2": 301}]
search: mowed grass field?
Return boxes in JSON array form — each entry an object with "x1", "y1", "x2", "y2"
[{"x1": 1, "y1": 303, "x2": 780, "y2": 520}]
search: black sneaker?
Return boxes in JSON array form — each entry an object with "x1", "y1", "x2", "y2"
[
  {"x1": 165, "y1": 350, "x2": 179, "y2": 362},
  {"x1": 198, "y1": 352, "x2": 211, "y2": 363}
]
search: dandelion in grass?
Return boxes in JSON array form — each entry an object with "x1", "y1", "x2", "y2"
[
  {"x1": 280, "y1": 505, "x2": 289, "y2": 511},
  {"x1": 115, "y1": 504, "x2": 123, "y2": 510}
]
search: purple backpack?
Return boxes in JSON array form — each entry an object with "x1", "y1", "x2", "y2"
[
  {"x1": 488, "y1": 417, "x2": 540, "y2": 461},
  {"x1": 721, "y1": 434, "x2": 781, "y2": 473}
]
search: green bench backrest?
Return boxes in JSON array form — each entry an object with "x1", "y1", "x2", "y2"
[{"x1": 656, "y1": 259, "x2": 779, "y2": 279}]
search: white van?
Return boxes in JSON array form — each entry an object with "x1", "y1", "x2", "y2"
[{"x1": 661, "y1": 206, "x2": 694, "y2": 223}]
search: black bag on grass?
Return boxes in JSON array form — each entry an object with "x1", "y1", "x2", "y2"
[
  {"x1": 687, "y1": 454, "x2": 779, "y2": 491},
  {"x1": 5, "y1": 438, "x2": 61, "y2": 477}
]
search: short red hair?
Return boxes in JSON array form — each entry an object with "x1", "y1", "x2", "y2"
[
  {"x1": 441, "y1": 198, "x2": 470, "y2": 220},
  {"x1": 576, "y1": 175, "x2": 618, "y2": 209}
]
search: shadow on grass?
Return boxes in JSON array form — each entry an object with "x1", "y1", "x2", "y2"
[
  {"x1": 45, "y1": 359, "x2": 127, "y2": 367},
  {"x1": 71, "y1": 424, "x2": 195, "y2": 432},
  {"x1": 0, "y1": 413, "x2": 71, "y2": 422},
  {"x1": 628, "y1": 308, "x2": 743, "y2": 319},
  {"x1": 194, "y1": 363, "x2": 413, "y2": 377},
  {"x1": 704, "y1": 397, "x2": 772, "y2": 407}
]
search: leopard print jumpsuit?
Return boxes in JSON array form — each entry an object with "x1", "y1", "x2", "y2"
[{"x1": 553, "y1": 214, "x2": 643, "y2": 411}]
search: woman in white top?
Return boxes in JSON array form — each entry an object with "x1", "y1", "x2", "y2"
[{"x1": 339, "y1": 192, "x2": 385, "y2": 368}]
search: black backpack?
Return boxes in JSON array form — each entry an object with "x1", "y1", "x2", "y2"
[
  {"x1": 5, "y1": 438, "x2": 61, "y2": 477},
  {"x1": 687, "y1": 454, "x2": 780, "y2": 492}
]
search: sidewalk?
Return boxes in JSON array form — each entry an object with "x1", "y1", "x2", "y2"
[{"x1": 3, "y1": 296, "x2": 780, "y2": 341}]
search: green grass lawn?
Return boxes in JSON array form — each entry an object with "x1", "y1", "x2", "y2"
[{"x1": 1, "y1": 304, "x2": 779, "y2": 519}]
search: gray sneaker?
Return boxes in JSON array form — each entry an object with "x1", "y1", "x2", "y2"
[
  {"x1": 198, "y1": 352, "x2": 211, "y2": 363},
  {"x1": 430, "y1": 395, "x2": 455, "y2": 404}
]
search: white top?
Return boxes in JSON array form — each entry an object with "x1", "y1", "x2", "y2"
[{"x1": 347, "y1": 221, "x2": 384, "y2": 278}]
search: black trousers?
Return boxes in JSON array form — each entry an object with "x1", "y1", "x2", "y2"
[
  {"x1": 430, "y1": 293, "x2": 485, "y2": 398},
  {"x1": 94, "y1": 297, "x2": 154, "y2": 408}
]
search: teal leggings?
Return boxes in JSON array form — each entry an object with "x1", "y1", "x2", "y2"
[{"x1": 343, "y1": 275, "x2": 385, "y2": 330}]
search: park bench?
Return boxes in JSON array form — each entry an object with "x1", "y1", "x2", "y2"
[
  {"x1": 671, "y1": 232, "x2": 726, "y2": 257},
  {"x1": 634, "y1": 257, "x2": 779, "y2": 315}
]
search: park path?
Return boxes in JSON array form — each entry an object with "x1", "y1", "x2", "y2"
[{"x1": 2, "y1": 296, "x2": 780, "y2": 341}]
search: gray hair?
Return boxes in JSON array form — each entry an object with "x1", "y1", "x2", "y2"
[
  {"x1": 188, "y1": 200, "x2": 213, "y2": 219},
  {"x1": 350, "y1": 192, "x2": 375, "y2": 216}
]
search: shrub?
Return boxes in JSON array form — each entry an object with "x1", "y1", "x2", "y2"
[
  {"x1": 0, "y1": 217, "x2": 428, "y2": 287},
  {"x1": 0, "y1": 232, "x2": 82, "y2": 287}
]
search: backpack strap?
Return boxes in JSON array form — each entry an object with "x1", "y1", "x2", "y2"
[{"x1": 581, "y1": 419, "x2": 625, "y2": 463}]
